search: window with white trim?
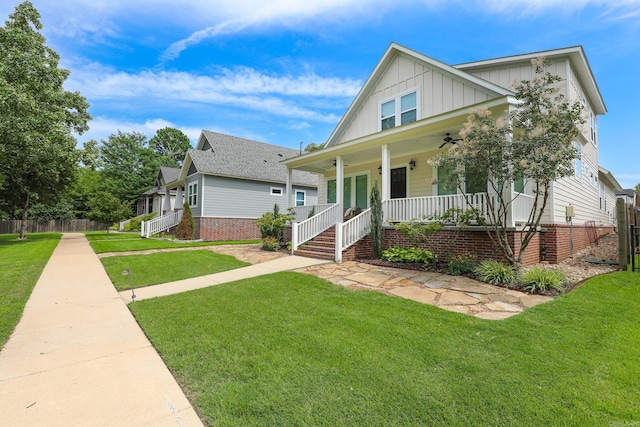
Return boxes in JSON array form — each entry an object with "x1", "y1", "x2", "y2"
[
  {"x1": 295, "y1": 190, "x2": 306, "y2": 206},
  {"x1": 379, "y1": 90, "x2": 419, "y2": 131},
  {"x1": 187, "y1": 182, "x2": 198, "y2": 207},
  {"x1": 270, "y1": 187, "x2": 283, "y2": 196},
  {"x1": 574, "y1": 142, "x2": 582, "y2": 180}
]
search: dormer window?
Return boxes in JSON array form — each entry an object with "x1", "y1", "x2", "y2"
[{"x1": 379, "y1": 90, "x2": 419, "y2": 131}]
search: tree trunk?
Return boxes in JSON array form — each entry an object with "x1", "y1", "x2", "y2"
[{"x1": 19, "y1": 194, "x2": 29, "y2": 239}]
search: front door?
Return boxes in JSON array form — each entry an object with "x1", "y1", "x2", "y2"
[{"x1": 391, "y1": 167, "x2": 407, "y2": 199}]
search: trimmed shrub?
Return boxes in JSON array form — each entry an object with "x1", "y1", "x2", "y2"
[
  {"x1": 382, "y1": 246, "x2": 435, "y2": 264},
  {"x1": 257, "y1": 204, "x2": 293, "y2": 246},
  {"x1": 176, "y1": 202, "x2": 194, "y2": 240},
  {"x1": 262, "y1": 236, "x2": 280, "y2": 252},
  {"x1": 123, "y1": 212, "x2": 156, "y2": 231},
  {"x1": 446, "y1": 253, "x2": 478, "y2": 275},
  {"x1": 475, "y1": 260, "x2": 515, "y2": 285},
  {"x1": 519, "y1": 267, "x2": 566, "y2": 293}
]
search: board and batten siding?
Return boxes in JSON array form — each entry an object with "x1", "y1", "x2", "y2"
[
  {"x1": 336, "y1": 53, "x2": 495, "y2": 145},
  {"x1": 200, "y1": 175, "x2": 317, "y2": 218}
]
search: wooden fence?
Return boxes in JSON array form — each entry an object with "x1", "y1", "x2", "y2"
[{"x1": 0, "y1": 219, "x2": 108, "y2": 234}]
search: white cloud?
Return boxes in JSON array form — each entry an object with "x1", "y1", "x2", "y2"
[
  {"x1": 66, "y1": 64, "x2": 360, "y2": 123},
  {"x1": 76, "y1": 116, "x2": 202, "y2": 145}
]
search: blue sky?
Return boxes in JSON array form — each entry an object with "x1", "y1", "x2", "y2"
[{"x1": 3, "y1": 0, "x2": 640, "y2": 188}]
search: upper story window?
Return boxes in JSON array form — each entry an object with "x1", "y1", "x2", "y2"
[
  {"x1": 574, "y1": 142, "x2": 582, "y2": 180},
  {"x1": 590, "y1": 112, "x2": 597, "y2": 145},
  {"x1": 379, "y1": 90, "x2": 418, "y2": 131}
]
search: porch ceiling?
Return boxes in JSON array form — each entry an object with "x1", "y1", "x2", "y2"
[{"x1": 285, "y1": 96, "x2": 513, "y2": 174}]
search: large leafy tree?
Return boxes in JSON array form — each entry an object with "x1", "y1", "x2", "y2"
[
  {"x1": 434, "y1": 57, "x2": 583, "y2": 269},
  {"x1": 0, "y1": 1, "x2": 91, "y2": 238},
  {"x1": 87, "y1": 191, "x2": 133, "y2": 233},
  {"x1": 99, "y1": 131, "x2": 162, "y2": 204},
  {"x1": 149, "y1": 127, "x2": 192, "y2": 167}
]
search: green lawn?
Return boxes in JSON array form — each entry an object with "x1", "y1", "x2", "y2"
[
  {"x1": 85, "y1": 231, "x2": 141, "y2": 241},
  {"x1": 0, "y1": 233, "x2": 61, "y2": 348},
  {"x1": 101, "y1": 250, "x2": 250, "y2": 291},
  {"x1": 88, "y1": 233, "x2": 260, "y2": 253},
  {"x1": 130, "y1": 271, "x2": 640, "y2": 426}
]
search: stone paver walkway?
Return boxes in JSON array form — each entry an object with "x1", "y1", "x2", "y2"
[{"x1": 296, "y1": 261, "x2": 553, "y2": 319}]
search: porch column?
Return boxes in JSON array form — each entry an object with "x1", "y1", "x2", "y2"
[
  {"x1": 286, "y1": 167, "x2": 293, "y2": 209},
  {"x1": 336, "y1": 156, "x2": 344, "y2": 212},
  {"x1": 381, "y1": 144, "x2": 390, "y2": 201},
  {"x1": 175, "y1": 186, "x2": 184, "y2": 210},
  {"x1": 163, "y1": 188, "x2": 171, "y2": 214}
]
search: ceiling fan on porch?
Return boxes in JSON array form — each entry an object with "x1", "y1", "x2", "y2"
[{"x1": 439, "y1": 133, "x2": 462, "y2": 149}]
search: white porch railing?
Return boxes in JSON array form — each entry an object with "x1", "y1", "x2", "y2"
[
  {"x1": 337, "y1": 207, "x2": 372, "y2": 255},
  {"x1": 512, "y1": 193, "x2": 535, "y2": 223},
  {"x1": 290, "y1": 204, "x2": 334, "y2": 222},
  {"x1": 383, "y1": 193, "x2": 492, "y2": 223},
  {"x1": 291, "y1": 203, "x2": 341, "y2": 251},
  {"x1": 140, "y1": 210, "x2": 183, "y2": 238}
]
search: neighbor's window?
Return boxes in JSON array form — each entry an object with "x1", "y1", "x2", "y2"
[
  {"x1": 295, "y1": 190, "x2": 306, "y2": 206},
  {"x1": 271, "y1": 187, "x2": 283, "y2": 196},
  {"x1": 379, "y1": 90, "x2": 418, "y2": 131},
  {"x1": 188, "y1": 182, "x2": 198, "y2": 207}
]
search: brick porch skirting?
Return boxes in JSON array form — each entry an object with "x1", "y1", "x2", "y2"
[
  {"x1": 194, "y1": 217, "x2": 261, "y2": 241},
  {"x1": 343, "y1": 224, "x2": 615, "y2": 266}
]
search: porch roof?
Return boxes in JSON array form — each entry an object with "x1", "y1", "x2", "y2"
[{"x1": 283, "y1": 95, "x2": 515, "y2": 174}]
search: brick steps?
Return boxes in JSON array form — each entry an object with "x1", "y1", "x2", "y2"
[{"x1": 294, "y1": 226, "x2": 336, "y2": 261}]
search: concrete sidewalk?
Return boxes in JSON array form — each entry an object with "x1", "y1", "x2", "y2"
[
  {"x1": 0, "y1": 233, "x2": 204, "y2": 427},
  {"x1": 119, "y1": 255, "x2": 330, "y2": 303}
]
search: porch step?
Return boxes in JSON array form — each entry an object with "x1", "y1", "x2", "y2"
[{"x1": 294, "y1": 226, "x2": 336, "y2": 261}]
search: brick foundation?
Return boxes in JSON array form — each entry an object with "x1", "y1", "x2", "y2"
[
  {"x1": 344, "y1": 224, "x2": 614, "y2": 266},
  {"x1": 194, "y1": 217, "x2": 261, "y2": 241},
  {"x1": 540, "y1": 224, "x2": 614, "y2": 263}
]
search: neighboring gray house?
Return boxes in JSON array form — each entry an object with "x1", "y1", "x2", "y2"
[
  {"x1": 135, "y1": 166, "x2": 180, "y2": 216},
  {"x1": 160, "y1": 130, "x2": 319, "y2": 241}
]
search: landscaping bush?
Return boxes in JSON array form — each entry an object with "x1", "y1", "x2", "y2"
[
  {"x1": 381, "y1": 246, "x2": 435, "y2": 264},
  {"x1": 446, "y1": 253, "x2": 478, "y2": 275},
  {"x1": 175, "y1": 202, "x2": 194, "y2": 240},
  {"x1": 261, "y1": 236, "x2": 280, "y2": 252},
  {"x1": 256, "y1": 204, "x2": 294, "y2": 247},
  {"x1": 475, "y1": 260, "x2": 515, "y2": 285},
  {"x1": 123, "y1": 212, "x2": 156, "y2": 231},
  {"x1": 519, "y1": 267, "x2": 566, "y2": 293}
]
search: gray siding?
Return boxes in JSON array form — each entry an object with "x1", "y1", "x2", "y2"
[
  {"x1": 201, "y1": 175, "x2": 317, "y2": 218},
  {"x1": 185, "y1": 175, "x2": 202, "y2": 217}
]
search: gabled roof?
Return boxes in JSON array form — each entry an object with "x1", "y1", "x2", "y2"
[
  {"x1": 325, "y1": 42, "x2": 513, "y2": 148},
  {"x1": 158, "y1": 166, "x2": 180, "y2": 184},
  {"x1": 598, "y1": 166, "x2": 622, "y2": 192},
  {"x1": 455, "y1": 46, "x2": 606, "y2": 115},
  {"x1": 176, "y1": 130, "x2": 318, "y2": 187}
]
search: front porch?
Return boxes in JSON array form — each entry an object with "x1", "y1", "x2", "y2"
[{"x1": 288, "y1": 192, "x2": 536, "y2": 263}]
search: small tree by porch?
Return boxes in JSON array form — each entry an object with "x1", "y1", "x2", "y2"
[{"x1": 433, "y1": 57, "x2": 583, "y2": 270}]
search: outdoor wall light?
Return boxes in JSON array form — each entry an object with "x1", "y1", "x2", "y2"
[
  {"x1": 409, "y1": 159, "x2": 416, "y2": 170},
  {"x1": 378, "y1": 165, "x2": 382, "y2": 174}
]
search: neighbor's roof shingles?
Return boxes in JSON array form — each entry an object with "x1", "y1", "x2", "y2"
[{"x1": 188, "y1": 131, "x2": 318, "y2": 187}]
